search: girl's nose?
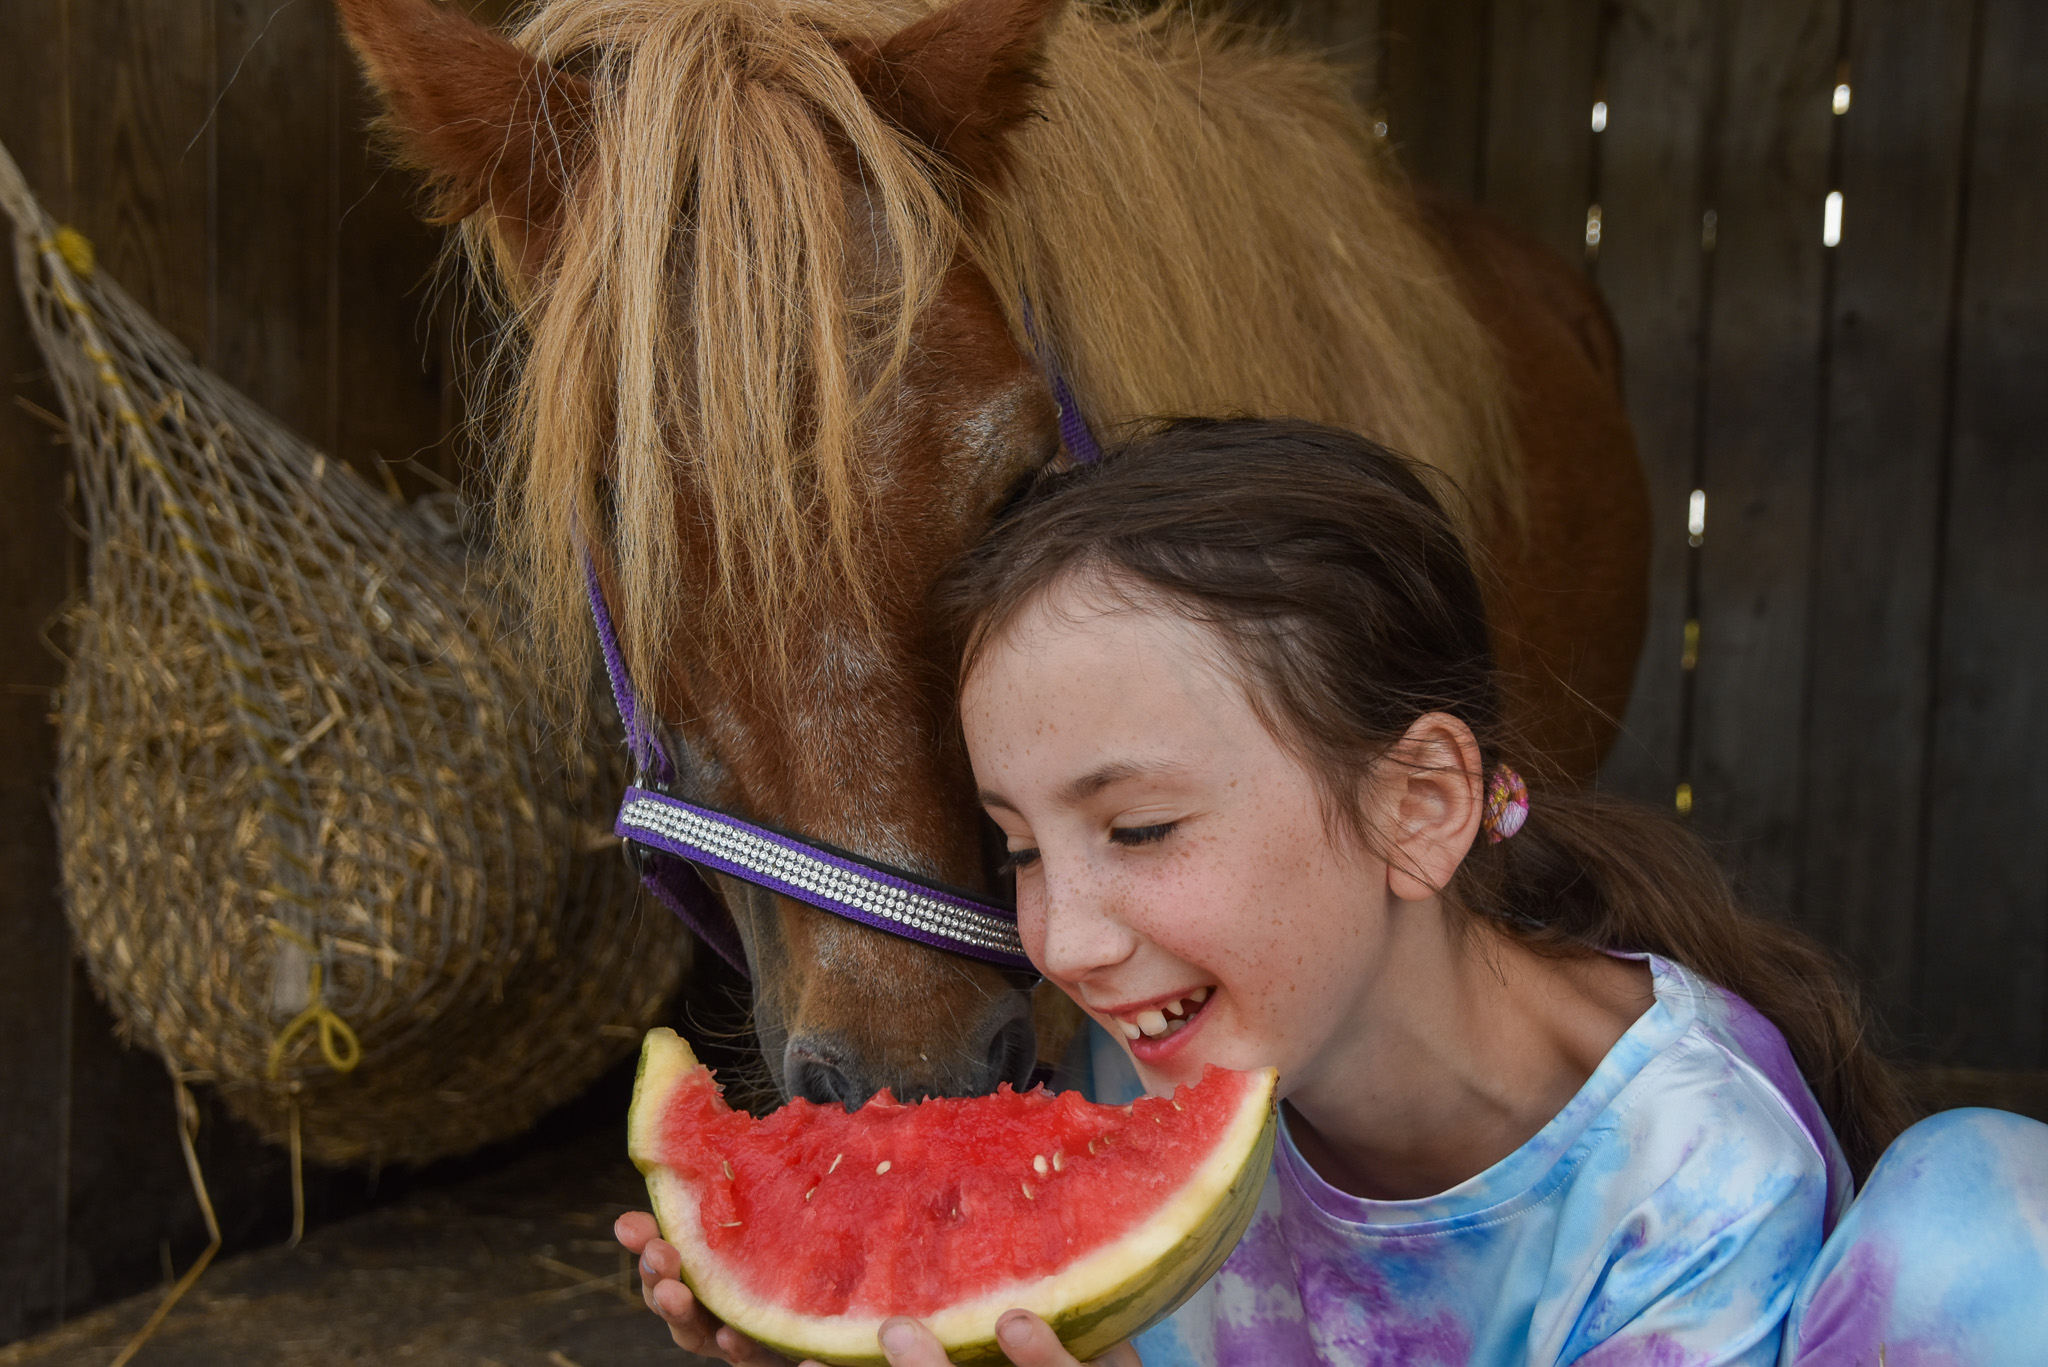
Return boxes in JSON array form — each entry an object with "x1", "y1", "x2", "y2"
[{"x1": 1031, "y1": 860, "x2": 1139, "y2": 981}]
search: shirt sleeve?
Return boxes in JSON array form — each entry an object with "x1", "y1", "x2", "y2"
[{"x1": 1546, "y1": 1045, "x2": 1830, "y2": 1366}]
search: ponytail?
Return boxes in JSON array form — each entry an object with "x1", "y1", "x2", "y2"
[{"x1": 1456, "y1": 790, "x2": 1914, "y2": 1181}]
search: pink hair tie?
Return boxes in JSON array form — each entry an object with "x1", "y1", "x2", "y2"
[{"x1": 1483, "y1": 767, "x2": 1529, "y2": 843}]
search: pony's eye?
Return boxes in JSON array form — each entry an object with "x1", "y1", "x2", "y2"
[
  {"x1": 1109, "y1": 822, "x2": 1177, "y2": 847},
  {"x1": 997, "y1": 848, "x2": 1041, "y2": 874}
]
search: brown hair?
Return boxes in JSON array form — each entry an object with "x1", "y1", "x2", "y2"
[{"x1": 939, "y1": 417, "x2": 1913, "y2": 1183}]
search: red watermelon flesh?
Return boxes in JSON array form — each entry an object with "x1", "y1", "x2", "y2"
[{"x1": 628, "y1": 1029, "x2": 1276, "y2": 1365}]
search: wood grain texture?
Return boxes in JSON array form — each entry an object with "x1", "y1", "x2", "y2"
[
  {"x1": 333, "y1": 47, "x2": 461, "y2": 500},
  {"x1": 64, "y1": 0, "x2": 216, "y2": 357},
  {"x1": 0, "y1": 1, "x2": 78, "y2": 1341},
  {"x1": 1480, "y1": 0, "x2": 1603, "y2": 265},
  {"x1": 211, "y1": 0, "x2": 338, "y2": 443},
  {"x1": 1685, "y1": 0, "x2": 1842, "y2": 911},
  {"x1": 1797, "y1": 0, "x2": 1977, "y2": 1037},
  {"x1": 1381, "y1": 0, "x2": 1491, "y2": 199},
  {"x1": 1590, "y1": 0, "x2": 1718, "y2": 807},
  {"x1": 1917, "y1": 0, "x2": 2048, "y2": 1070}
]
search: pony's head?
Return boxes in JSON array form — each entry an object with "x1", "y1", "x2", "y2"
[
  {"x1": 337, "y1": 0, "x2": 1517, "y2": 1106},
  {"x1": 338, "y1": 0, "x2": 1067, "y2": 1106}
]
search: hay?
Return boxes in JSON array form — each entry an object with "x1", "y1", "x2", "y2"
[{"x1": 0, "y1": 138, "x2": 689, "y2": 1166}]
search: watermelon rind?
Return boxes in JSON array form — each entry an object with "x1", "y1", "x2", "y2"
[{"x1": 627, "y1": 1028, "x2": 1277, "y2": 1366}]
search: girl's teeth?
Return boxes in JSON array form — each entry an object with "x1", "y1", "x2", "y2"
[
  {"x1": 1118, "y1": 1018, "x2": 1142, "y2": 1040},
  {"x1": 1190, "y1": 986, "x2": 1211, "y2": 1004},
  {"x1": 1136, "y1": 1009, "x2": 1169, "y2": 1037}
]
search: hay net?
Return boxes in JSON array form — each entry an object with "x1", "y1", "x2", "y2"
[{"x1": 0, "y1": 137, "x2": 689, "y2": 1167}]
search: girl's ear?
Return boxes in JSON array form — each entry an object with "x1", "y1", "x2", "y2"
[
  {"x1": 335, "y1": 0, "x2": 592, "y2": 279},
  {"x1": 840, "y1": 0, "x2": 1063, "y2": 187},
  {"x1": 1375, "y1": 714, "x2": 1486, "y2": 903}
]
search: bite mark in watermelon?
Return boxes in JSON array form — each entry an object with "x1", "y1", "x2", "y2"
[{"x1": 627, "y1": 1028, "x2": 1276, "y2": 1365}]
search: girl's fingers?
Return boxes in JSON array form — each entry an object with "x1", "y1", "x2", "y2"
[
  {"x1": 636, "y1": 1237, "x2": 683, "y2": 1312},
  {"x1": 875, "y1": 1312, "x2": 1138, "y2": 1367},
  {"x1": 877, "y1": 1317, "x2": 954, "y2": 1367},
  {"x1": 614, "y1": 1209, "x2": 661, "y2": 1254},
  {"x1": 993, "y1": 1311, "x2": 1140, "y2": 1367},
  {"x1": 715, "y1": 1323, "x2": 791, "y2": 1364}
]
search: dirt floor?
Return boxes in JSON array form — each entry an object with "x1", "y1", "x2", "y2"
[{"x1": 0, "y1": 1127, "x2": 715, "y2": 1367}]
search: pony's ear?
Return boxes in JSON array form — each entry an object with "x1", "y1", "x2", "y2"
[
  {"x1": 334, "y1": 0, "x2": 591, "y2": 278},
  {"x1": 842, "y1": 0, "x2": 1063, "y2": 186}
]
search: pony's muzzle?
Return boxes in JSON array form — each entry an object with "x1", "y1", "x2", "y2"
[{"x1": 783, "y1": 998, "x2": 1037, "y2": 1109}]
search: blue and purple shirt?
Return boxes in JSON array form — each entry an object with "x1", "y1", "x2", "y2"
[{"x1": 1072, "y1": 955, "x2": 1876, "y2": 1364}]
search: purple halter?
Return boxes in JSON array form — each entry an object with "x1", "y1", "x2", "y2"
[{"x1": 594, "y1": 323, "x2": 1100, "y2": 978}]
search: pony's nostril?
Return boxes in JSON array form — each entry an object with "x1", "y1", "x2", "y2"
[
  {"x1": 986, "y1": 1013, "x2": 1038, "y2": 1091},
  {"x1": 783, "y1": 1036, "x2": 868, "y2": 1111}
]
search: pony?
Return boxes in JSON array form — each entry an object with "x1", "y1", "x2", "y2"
[{"x1": 334, "y1": 0, "x2": 1648, "y2": 1108}]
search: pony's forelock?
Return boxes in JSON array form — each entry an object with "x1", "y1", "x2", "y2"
[{"x1": 492, "y1": 0, "x2": 960, "y2": 693}]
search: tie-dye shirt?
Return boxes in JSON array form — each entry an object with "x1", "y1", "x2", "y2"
[{"x1": 1073, "y1": 955, "x2": 1856, "y2": 1366}]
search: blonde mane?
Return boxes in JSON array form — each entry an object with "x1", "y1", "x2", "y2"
[{"x1": 483, "y1": 0, "x2": 1515, "y2": 691}]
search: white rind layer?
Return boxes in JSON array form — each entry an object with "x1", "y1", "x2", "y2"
[{"x1": 627, "y1": 1028, "x2": 1277, "y2": 1365}]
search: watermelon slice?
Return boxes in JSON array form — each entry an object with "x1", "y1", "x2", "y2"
[{"x1": 628, "y1": 1028, "x2": 1276, "y2": 1365}]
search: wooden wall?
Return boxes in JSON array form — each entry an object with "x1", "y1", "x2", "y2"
[
  {"x1": 1267, "y1": 0, "x2": 2047, "y2": 1092},
  {"x1": 0, "y1": 0, "x2": 489, "y2": 1342},
  {"x1": 2, "y1": 0, "x2": 2043, "y2": 1344}
]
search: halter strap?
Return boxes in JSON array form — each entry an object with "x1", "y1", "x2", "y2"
[{"x1": 589, "y1": 313, "x2": 1098, "y2": 979}]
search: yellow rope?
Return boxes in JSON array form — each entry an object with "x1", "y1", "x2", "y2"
[
  {"x1": 287, "y1": 1096, "x2": 306, "y2": 1249},
  {"x1": 264, "y1": 920, "x2": 363, "y2": 1079},
  {"x1": 53, "y1": 224, "x2": 93, "y2": 276}
]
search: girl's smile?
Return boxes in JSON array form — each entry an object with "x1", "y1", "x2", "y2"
[{"x1": 961, "y1": 574, "x2": 1399, "y2": 1101}]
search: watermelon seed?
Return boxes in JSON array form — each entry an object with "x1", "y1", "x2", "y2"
[
  {"x1": 723, "y1": 1161, "x2": 735, "y2": 1180},
  {"x1": 876, "y1": 1160, "x2": 892, "y2": 1175},
  {"x1": 722, "y1": 1220, "x2": 742, "y2": 1227},
  {"x1": 1172, "y1": 1099, "x2": 1183, "y2": 1111},
  {"x1": 1033, "y1": 1154, "x2": 1049, "y2": 1176},
  {"x1": 805, "y1": 1187, "x2": 816, "y2": 1202},
  {"x1": 1021, "y1": 1182, "x2": 1034, "y2": 1200},
  {"x1": 1053, "y1": 1151, "x2": 1066, "y2": 1171},
  {"x1": 1086, "y1": 1139, "x2": 1098, "y2": 1155},
  {"x1": 829, "y1": 1153, "x2": 843, "y2": 1174}
]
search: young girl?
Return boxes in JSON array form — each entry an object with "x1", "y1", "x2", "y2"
[{"x1": 621, "y1": 418, "x2": 2048, "y2": 1366}]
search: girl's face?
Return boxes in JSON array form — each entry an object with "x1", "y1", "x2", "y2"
[{"x1": 961, "y1": 578, "x2": 1399, "y2": 1099}]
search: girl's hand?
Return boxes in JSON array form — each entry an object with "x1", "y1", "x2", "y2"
[
  {"x1": 615, "y1": 1211, "x2": 795, "y2": 1365},
  {"x1": 877, "y1": 1311, "x2": 1140, "y2": 1367}
]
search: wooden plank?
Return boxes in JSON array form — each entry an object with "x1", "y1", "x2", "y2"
[
  {"x1": 1917, "y1": 0, "x2": 2048, "y2": 1070},
  {"x1": 1796, "y1": 0, "x2": 1977, "y2": 1038},
  {"x1": 1479, "y1": 0, "x2": 1603, "y2": 265},
  {"x1": 65, "y1": 0, "x2": 217, "y2": 358},
  {"x1": 0, "y1": 0, "x2": 79, "y2": 1339},
  {"x1": 1684, "y1": 0, "x2": 1842, "y2": 912},
  {"x1": 1259, "y1": 0, "x2": 1390, "y2": 107},
  {"x1": 1590, "y1": 0, "x2": 1717, "y2": 806},
  {"x1": 333, "y1": 44, "x2": 461, "y2": 497},
  {"x1": 210, "y1": 0, "x2": 337, "y2": 441},
  {"x1": 1381, "y1": 0, "x2": 1492, "y2": 199}
]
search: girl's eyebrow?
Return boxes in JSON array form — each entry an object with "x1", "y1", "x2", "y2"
[{"x1": 978, "y1": 759, "x2": 1190, "y2": 815}]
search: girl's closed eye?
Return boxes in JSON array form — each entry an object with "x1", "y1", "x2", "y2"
[
  {"x1": 997, "y1": 846, "x2": 1040, "y2": 874},
  {"x1": 1110, "y1": 821, "x2": 1178, "y2": 847}
]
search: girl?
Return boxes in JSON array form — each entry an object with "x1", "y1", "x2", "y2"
[{"x1": 621, "y1": 418, "x2": 2048, "y2": 1365}]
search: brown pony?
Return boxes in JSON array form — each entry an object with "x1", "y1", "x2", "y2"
[{"x1": 334, "y1": 0, "x2": 1647, "y2": 1107}]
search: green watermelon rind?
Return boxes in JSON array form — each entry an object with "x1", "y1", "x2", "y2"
[{"x1": 627, "y1": 1027, "x2": 1278, "y2": 1367}]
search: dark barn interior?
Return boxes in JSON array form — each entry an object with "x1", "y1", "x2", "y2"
[{"x1": 2, "y1": 0, "x2": 2042, "y2": 1359}]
